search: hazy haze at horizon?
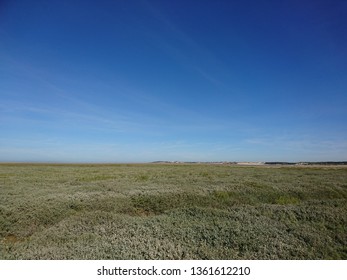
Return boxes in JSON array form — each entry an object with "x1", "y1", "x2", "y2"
[{"x1": 1, "y1": 0, "x2": 347, "y2": 162}]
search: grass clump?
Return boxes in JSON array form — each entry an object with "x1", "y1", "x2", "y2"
[{"x1": 275, "y1": 195, "x2": 300, "y2": 205}]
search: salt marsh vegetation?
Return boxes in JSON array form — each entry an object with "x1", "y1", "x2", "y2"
[{"x1": 0, "y1": 163, "x2": 346, "y2": 259}]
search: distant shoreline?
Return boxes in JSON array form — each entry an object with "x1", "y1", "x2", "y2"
[
  {"x1": 0, "y1": 161, "x2": 346, "y2": 166},
  {"x1": 151, "y1": 161, "x2": 347, "y2": 166}
]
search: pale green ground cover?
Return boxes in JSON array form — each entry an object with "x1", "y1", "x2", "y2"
[{"x1": 0, "y1": 163, "x2": 346, "y2": 259}]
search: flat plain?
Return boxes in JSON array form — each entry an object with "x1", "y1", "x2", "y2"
[{"x1": 0, "y1": 163, "x2": 346, "y2": 259}]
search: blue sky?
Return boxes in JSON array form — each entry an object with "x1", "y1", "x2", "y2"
[{"x1": 1, "y1": 0, "x2": 346, "y2": 162}]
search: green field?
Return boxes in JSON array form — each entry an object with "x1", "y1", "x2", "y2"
[{"x1": 0, "y1": 163, "x2": 346, "y2": 259}]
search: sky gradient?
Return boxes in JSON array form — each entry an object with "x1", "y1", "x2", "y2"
[{"x1": 1, "y1": 0, "x2": 347, "y2": 162}]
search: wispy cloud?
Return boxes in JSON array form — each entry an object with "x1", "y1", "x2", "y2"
[
  {"x1": 140, "y1": 0, "x2": 230, "y2": 89},
  {"x1": 1, "y1": 52, "x2": 231, "y2": 131},
  {"x1": 245, "y1": 134, "x2": 347, "y2": 161}
]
